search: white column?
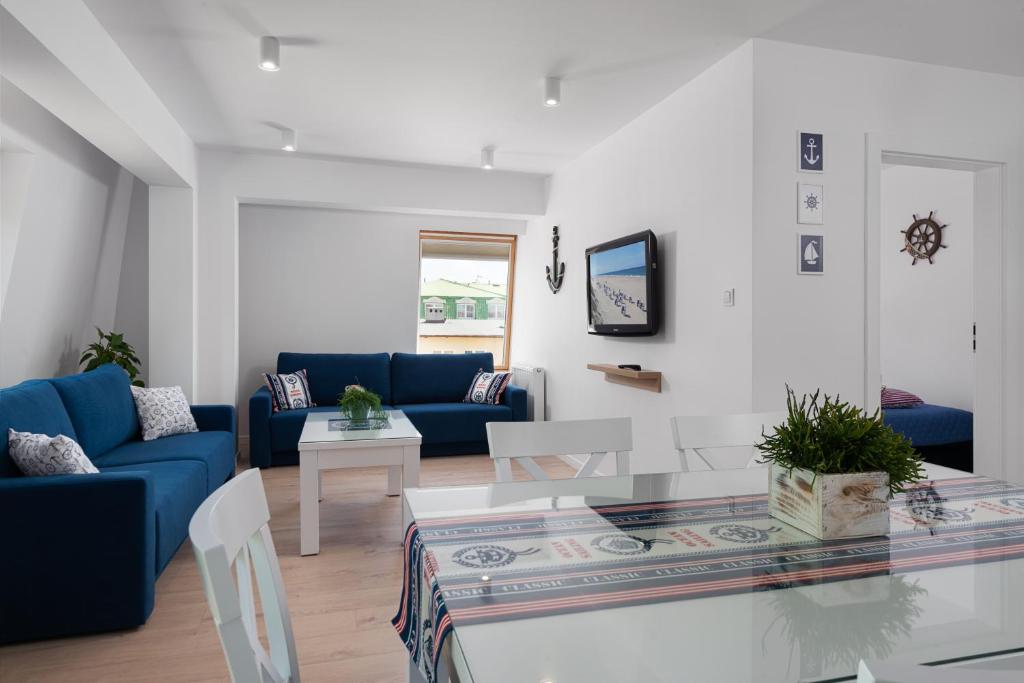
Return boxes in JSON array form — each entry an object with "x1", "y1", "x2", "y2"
[
  {"x1": 148, "y1": 186, "x2": 197, "y2": 398},
  {"x1": 88, "y1": 168, "x2": 134, "y2": 333}
]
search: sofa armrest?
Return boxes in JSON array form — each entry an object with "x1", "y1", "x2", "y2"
[
  {"x1": 248, "y1": 386, "x2": 274, "y2": 468},
  {"x1": 191, "y1": 404, "x2": 237, "y2": 436},
  {"x1": 0, "y1": 472, "x2": 156, "y2": 643},
  {"x1": 503, "y1": 383, "x2": 529, "y2": 421}
]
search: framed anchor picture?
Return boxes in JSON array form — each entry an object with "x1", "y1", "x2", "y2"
[{"x1": 798, "y1": 131, "x2": 824, "y2": 173}]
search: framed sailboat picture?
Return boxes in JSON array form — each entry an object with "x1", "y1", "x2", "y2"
[{"x1": 798, "y1": 233, "x2": 824, "y2": 275}]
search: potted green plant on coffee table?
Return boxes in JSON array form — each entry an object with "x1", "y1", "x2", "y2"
[
  {"x1": 338, "y1": 383, "x2": 383, "y2": 423},
  {"x1": 757, "y1": 387, "x2": 924, "y2": 540}
]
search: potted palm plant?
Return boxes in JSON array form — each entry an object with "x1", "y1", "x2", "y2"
[
  {"x1": 757, "y1": 387, "x2": 924, "y2": 540},
  {"x1": 338, "y1": 383, "x2": 382, "y2": 423}
]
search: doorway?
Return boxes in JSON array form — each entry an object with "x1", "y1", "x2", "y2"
[
  {"x1": 879, "y1": 163, "x2": 976, "y2": 470},
  {"x1": 865, "y1": 140, "x2": 1007, "y2": 479}
]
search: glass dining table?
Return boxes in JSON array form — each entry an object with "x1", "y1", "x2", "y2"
[{"x1": 395, "y1": 464, "x2": 1024, "y2": 683}]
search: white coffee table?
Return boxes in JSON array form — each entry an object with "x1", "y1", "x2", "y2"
[{"x1": 297, "y1": 410, "x2": 421, "y2": 555}]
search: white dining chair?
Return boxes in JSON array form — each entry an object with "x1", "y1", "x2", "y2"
[
  {"x1": 486, "y1": 417, "x2": 632, "y2": 482},
  {"x1": 189, "y1": 469, "x2": 300, "y2": 683},
  {"x1": 857, "y1": 658, "x2": 1023, "y2": 682},
  {"x1": 670, "y1": 411, "x2": 788, "y2": 472}
]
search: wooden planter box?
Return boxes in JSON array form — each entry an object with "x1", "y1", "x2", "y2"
[{"x1": 768, "y1": 464, "x2": 890, "y2": 540}]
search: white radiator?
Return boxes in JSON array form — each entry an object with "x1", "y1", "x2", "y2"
[{"x1": 510, "y1": 364, "x2": 546, "y2": 421}]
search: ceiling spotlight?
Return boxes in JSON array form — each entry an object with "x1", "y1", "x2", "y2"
[
  {"x1": 259, "y1": 36, "x2": 280, "y2": 71},
  {"x1": 544, "y1": 76, "x2": 561, "y2": 107},
  {"x1": 281, "y1": 128, "x2": 297, "y2": 152},
  {"x1": 480, "y1": 147, "x2": 495, "y2": 170}
]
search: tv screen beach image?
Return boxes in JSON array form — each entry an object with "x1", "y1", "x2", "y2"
[{"x1": 589, "y1": 240, "x2": 648, "y2": 325}]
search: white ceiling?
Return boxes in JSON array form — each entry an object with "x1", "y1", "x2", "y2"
[
  {"x1": 83, "y1": 0, "x2": 1024, "y2": 175},
  {"x1": 762, "y1": 0, "x2": 1024, "y2": 79}
]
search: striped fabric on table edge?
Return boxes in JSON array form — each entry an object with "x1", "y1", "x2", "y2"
[{"x1": 393, "y1": 523, "x2": 453, "y2": 683}]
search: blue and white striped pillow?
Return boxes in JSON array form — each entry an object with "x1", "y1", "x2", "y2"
[
  {"x1": 264, "y1": 369, "x2": 316, "y2": 412},
  {"x1": 463, "y1": 369, "x2": 511, "y2": 405}
]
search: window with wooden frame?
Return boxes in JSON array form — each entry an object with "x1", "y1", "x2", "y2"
[{"x1": 417, "y1": 230, "x2": 517, "y2": 370}]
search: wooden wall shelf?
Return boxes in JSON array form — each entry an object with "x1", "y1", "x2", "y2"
[{"x1": 587, "y1": 363, "x2": 662, "y2": 393}]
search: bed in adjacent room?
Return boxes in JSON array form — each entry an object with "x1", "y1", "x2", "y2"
[{"x1": 881, "y1": 389, "x2": 973, "y2": 472}]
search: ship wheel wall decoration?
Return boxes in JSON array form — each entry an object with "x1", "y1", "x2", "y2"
[{"x1": 900, "y1": 210, "x2": 948, "y2": 265}]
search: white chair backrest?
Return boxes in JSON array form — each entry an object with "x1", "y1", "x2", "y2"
[
  {"x1": 857, "y1": 658, "x2": 1022, "y2": 682},
  {"x1": 670, "y1": 411, "x2": 788, "y2": 472},
  {"x1": 189, "y1": 469, "x2": 300, "y2": 683},
  {"x1": 486, "y1": 417, "x2": 633, "y2": 482}
]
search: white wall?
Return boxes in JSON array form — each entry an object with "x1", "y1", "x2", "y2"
[
  {"x1": 196, "y1": 148, "x2": 547, "y2": 405},
  {"x1": 0, "y1": 143, "x2": 33, "y2": 304},
  {"x1": 751, "y1": 40, "x2": 1024, "y2": 482},
  {"x1": 512, "y1": 43, "x2": 755, "y2": 473},
  {"x1": 751, "y1": 39, "x2": 1024, "y2": 407},
  {"x1": 237, "y1": 203, "x2": 525, "y2": 436},
  {"x1": 880, "y1": 165, "x2": 974, "y2": 411},
  {"x1": 0, "y1": 81, "x2": 148, "y2": 385}
]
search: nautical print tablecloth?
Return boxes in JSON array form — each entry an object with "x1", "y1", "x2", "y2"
[{"x1": 393, "y1": 476, "x2": 1024, "y2": 681}]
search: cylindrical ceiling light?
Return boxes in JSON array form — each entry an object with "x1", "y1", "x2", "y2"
[
  {"x1": 544, "y1": 76, "x2": 561, "y2": 107},
  {"x1": 480, "y1": 147, "x2": 495, "y2": 170},
  {"x1": 281, "y1": 128, "x2": 297, "y2": 152},
  {"x1": 259, "y1": 36, "x2": 281, "y2": 71}
]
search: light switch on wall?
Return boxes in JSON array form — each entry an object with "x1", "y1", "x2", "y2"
[{"x1": 722, "y1": 288, "x2": 735, "y2": 306}]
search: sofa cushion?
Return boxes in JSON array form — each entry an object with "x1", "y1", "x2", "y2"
[
  {"x1": 391, "y1": 353, "x2": 494, "y2": 405},
  {"x1": 264, "y1": 369, "x2": 316, "y2": 412},
  {"x1": 7, "y1": 430, "x2": 98, "y2": 476},
  {"x1": 50, "y1": 364, "x2": 139, "y2": 459},
  {"x1": 131, "y1": 385, "x2": 198, "y2": 440},
  {"x1": 93, "y1": 431, "x2": 235, "y2": 493},
  {"x1": 269, "y1": 405, "x2": 394, "y2": 454},
  {"x1": 278, "y1": 352, "x2": 391, "y2": 406},
  {"x1": 395, "y1": 402, "x2": 513, "y2": 446},
  {"x1": 0, "y1": 380, "x2": 78, "y2": 478},
  {"x1": 100, "y1": 460, "x2": 207, "y2": 574},
  {"x1": 464, "y1": 370, "x2": 512, "y2": 405}
]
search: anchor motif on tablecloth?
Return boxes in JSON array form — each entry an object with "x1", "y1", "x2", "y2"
[
  {"x1": 546, "y1": 225, "x2": 566, "y2": 293},
  {"x1": 452, "y1": 544, "x2": 540, "y2": 569},
  {"x1": 591, "y1": 534, "x2": 673, "y2": 556}
]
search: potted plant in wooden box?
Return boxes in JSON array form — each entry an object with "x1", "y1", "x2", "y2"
[{"x1": 757, "y1": 387, "x2": 924, "y2": 540}]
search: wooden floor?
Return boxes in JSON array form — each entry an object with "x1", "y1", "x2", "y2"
[{"x1": 0, "y1": 455, "x2": 574, "y2": 683}]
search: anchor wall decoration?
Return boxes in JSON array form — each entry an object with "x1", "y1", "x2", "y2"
[{"x1": 546, "y1": 226, "x2": 566, "y2": 293}]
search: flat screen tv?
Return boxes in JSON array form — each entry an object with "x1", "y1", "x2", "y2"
[{"x1": 586, "y1": 230, "x2": 658, "y2": 336}]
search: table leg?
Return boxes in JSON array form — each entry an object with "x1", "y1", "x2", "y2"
[
  {"x1": 300, "y1": 451, "x2": 320, "y2": 556},
  {"x1": 408, "y1": 654, "x2": 425, "y2": 683},
  {"x1": 401, "y1": 445, "x2": 420, "y2": 539},
  {"x1": 387, "y1": 465, "x2": 401, "y2": 496}
]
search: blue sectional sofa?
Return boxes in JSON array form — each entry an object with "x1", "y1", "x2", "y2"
[
  {"x1": 249, "y1": 352, "x2": 526, "y2": 468},
  {"x1": 0, "y1": 364, "x2": 236, "y2": 644}
]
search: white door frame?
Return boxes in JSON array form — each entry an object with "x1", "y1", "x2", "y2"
[{"x1": 864, "y1": 132, "x2": 1021, "y2": 481}]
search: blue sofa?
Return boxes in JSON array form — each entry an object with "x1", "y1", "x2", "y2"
[
  {"x1": 0, "y1": 364, "x2": 236, "y2": 644},
  {"x1": 249, "y1": 352, "x2": 526, "y2": 468}
]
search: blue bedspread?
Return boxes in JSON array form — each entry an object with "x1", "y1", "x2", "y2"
[{"x1": 883, "y1": 403, "x2": 973, "y2": 447}]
